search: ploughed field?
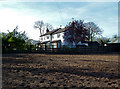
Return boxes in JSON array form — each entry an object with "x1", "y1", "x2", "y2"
[{"x1": 2, "y1": 54, "x2": 119, "y2": 88}]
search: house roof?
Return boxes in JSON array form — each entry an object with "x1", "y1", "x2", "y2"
[
  {"x1": 38, "y1": 40, "x2": 61, "y2": 44},
  {"x1": 40, "y1": 29, "x2": 58, "y2": 37},
  {"x1": 40, "y1": 27, "x2": 69, "y2": 37},
  {"x1": 111, "y1": 38, "x2": 118, "y2": 43},
  {"x1": 108, "y1": 38, "x2": 119, "y2": 43},
  {"x1": 51, "y1": 40, "x2": 61, "y2": 43},
  {"x1": 38, "y1": 41, "x2": 50, "y2": 44},
  {"x1": 53, "y1": 27, "x2": 69, "y2": 35}
]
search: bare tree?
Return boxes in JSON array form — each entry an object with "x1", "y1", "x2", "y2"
[
  {"x1": 97, "y1": 37, "x2": 110, "y2": 46},
  {"x1": 34, "y1": 20, "x2": 44, "y2": 36},
  {"x1": 85, "y1": 22, "x2": 103, "y2": 42},
  {"x1": 45, "y1": 23, "x2": 53, "y2": 31}
]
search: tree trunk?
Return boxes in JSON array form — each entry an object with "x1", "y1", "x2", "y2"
[
  {"x1": 39, "y1": 28, "x2": 41, "y2": 36},
  {"x1": 91, "y1": 36, "x2": 92, "y2": 42},
  {"x1": 75, "y1": 42, "x2": 77, "y2": 48}
]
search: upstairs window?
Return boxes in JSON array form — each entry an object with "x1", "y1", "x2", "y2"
[
  {"x1": 57, "y1": 33, "x2": 60, "y2": 38},
  {"x1": 41, "y1": 38, "x2": 43, "y2": 40},
  {"x1": 52, "y1": 35, "x2": 54, "y2": 39},
  {"x1": 47, "y1": 36, "x2": 49, "y2": 39}
]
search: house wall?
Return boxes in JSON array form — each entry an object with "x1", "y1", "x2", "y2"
[
  {"x1": 51, "y1": 32, "x2": 79, "y2": 48},
  {"x1": 40, "y1": 35, "x2": 50, "y2": 43},
  {"x1": 40, "y1": 30, "x2": 87, "y2": 48},
  {"x1": 51, "y1": 32, "x2": 64, "y2": 48},
  {"x1": 52, "y1": 32, "x2": 64, "y2": 42}
]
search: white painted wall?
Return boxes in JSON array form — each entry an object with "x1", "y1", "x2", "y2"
[
  {"x1": 52, "y1": 32, "x2": 64, "y2": 41},
  {"x1": 40, "y1": 35, "x2": 50, "y2": 43},
  {"x1": 40, "y1": 30, "x2": 88, "y2": 48}
]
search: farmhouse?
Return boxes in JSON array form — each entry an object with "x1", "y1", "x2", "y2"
[{"x1": 39, "y1": 25, "x2": 88, "y2": 49}]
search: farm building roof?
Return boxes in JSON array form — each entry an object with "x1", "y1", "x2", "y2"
[
  {"x1": 40, "y1": 27, "x2": 69, "y2": 37},
  {"x1": 40, "y1": 29, "x2": 58, "y2": 37}
]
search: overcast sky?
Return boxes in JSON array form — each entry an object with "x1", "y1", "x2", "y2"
[{"x1": 0, "y1": 1, "x2": 118, "y2": 40}]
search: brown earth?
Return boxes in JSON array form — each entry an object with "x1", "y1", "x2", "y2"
[{"x1": 2, "y1": 53, "x2": 119, "y2": 88}]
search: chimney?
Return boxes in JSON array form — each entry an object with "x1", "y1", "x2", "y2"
[
  {"x1": 71, "y1": 18, "x2": 75, "y2": 27},
  {"x1": 46, "y1": 28, "x2": 49, "y2": 33},
  {"x1": 71, "y1": 21, "x2": 75, "y2": 27},
  {"x1": 60, "y1": 25, "x2": 62, "y2": 28}
]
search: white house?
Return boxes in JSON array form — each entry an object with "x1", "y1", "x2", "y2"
[{"x1": 39, "y1": 25, "x2": 88, "y2": 49}]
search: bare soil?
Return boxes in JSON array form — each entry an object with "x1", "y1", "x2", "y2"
[{"x1": 2, "y1": 53, "x2": 119, "y2": 88}]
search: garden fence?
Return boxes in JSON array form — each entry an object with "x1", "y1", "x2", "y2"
[{"x1": 2, "y1": 45, "x2": 120, "y2": 54}]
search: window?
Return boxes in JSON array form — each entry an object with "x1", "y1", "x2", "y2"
[
  {"x1": 52, "y1": 35, "x2": 54, "y2": 39},
  {"x1": 47, "y1": 36, "x2": 49, "y2": 39},
  {"x1": 41, "y1": 38, "x2": 43, "y2": 40},
  {"x1": 52, "y1": 43, "x2": 56, "y2": 48},
  {"x1": 57, "y1": 33, "x2": 60, "y2": 38},
  {"x1": 44, "y1": 37, "x2": 45, "y2": 40}
]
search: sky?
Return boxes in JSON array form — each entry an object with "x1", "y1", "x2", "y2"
[{"x1": 0, "y1": 1, "x2": 118, "y2": 40}]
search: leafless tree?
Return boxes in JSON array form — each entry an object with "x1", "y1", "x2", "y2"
[
  {"x1": 97, "y1": 37, "x2": 110, "y2": 46},
  {"x1": 85, "y1": 22, "x2": 103, "y2": 42},
  {"x1": 45, "y1": 23, "x2": 53, "y2": 31},
  {"x1": 34, "y1": 20, "x2": 44, "y2": 36}
]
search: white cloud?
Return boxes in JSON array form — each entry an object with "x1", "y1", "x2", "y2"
[
  {"x1": 0, "y1": 2, "x2": 118, "y2": 40},
  {"x1": 0, "y1": 5, "x2": 65, "y2": 40},
  {"x1": 0, "y1": 8, "x2": 40, "y2": 40}
]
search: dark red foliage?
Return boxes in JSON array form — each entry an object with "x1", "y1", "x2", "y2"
[{"x1": 64, "y1": 20, "x2": 90, "y2": 46}]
